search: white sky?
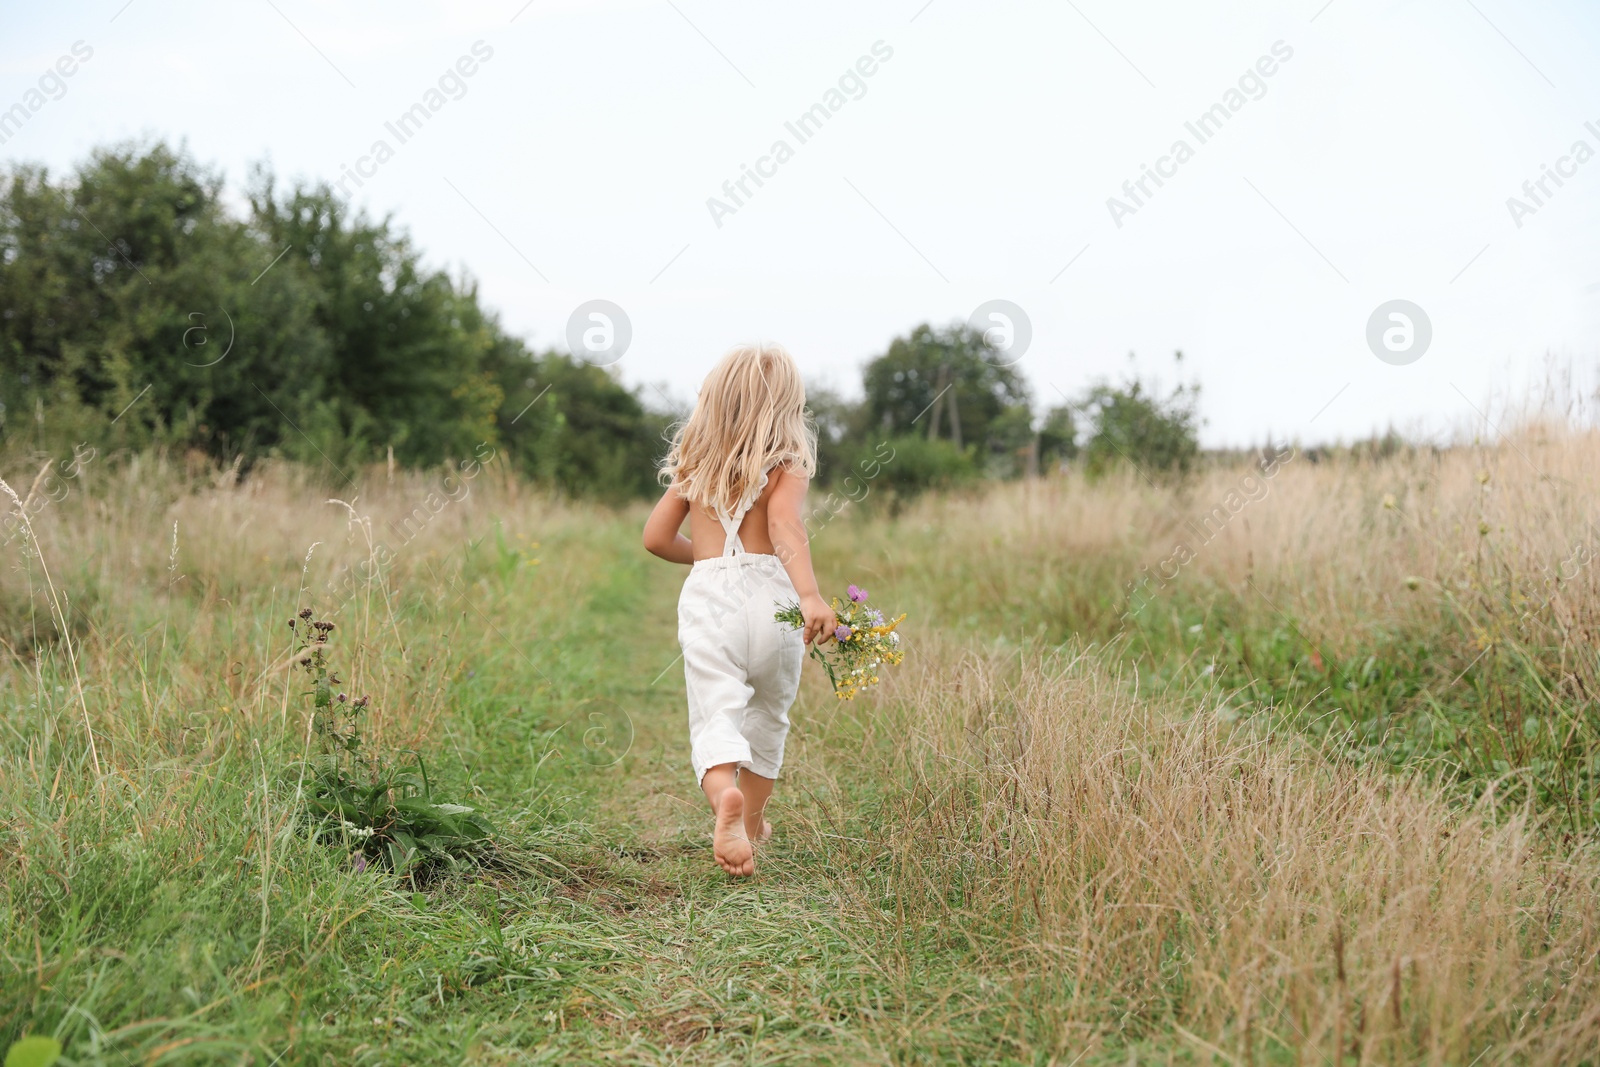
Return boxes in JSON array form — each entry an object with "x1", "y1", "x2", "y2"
[{"x1": 3, "y1": 0, "x2": 1598, "y2": 446}]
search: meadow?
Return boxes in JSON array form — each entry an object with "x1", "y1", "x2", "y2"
[{"x1": 2, "y1": 430, "x2": 1599, "y2": 1065}]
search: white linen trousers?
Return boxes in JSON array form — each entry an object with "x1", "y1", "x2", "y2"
[{"x1": 678, "y1": 492, "x2": 804, "y2": 784}]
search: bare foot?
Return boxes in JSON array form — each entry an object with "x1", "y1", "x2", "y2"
[
  {"x1": 713, "y1": 786, "x2": 755, "y2": 876},
  {"x1": 753, "y1": 820, "x2": 772, "y2": 844}
]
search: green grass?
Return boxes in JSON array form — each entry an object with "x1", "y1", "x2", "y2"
[
  {"x1": 0, "y1": 507, "x2": 1118, "y2": 1064},
  {"x1": 4, "y1": 461, "x2": 1598, "y2": 1065}
]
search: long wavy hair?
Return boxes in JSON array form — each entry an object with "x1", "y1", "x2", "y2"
[{"x1": 660, "y1": 343, "x2": 817, "y2": 517}]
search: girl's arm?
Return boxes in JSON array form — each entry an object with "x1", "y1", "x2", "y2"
[
  {"x1": 642, "y1": 483, "x2": 694, "y2": 564},
  {"x1": 767, "y1": 466, "x2": 837, "y2": 646}
]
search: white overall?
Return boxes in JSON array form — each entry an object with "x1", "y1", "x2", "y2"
[{"x1": 677, "y1": 474, "x2": 804, "y2": 784}]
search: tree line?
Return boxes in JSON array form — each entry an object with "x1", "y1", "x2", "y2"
[{"x1": 1, "y1": 142, "x2": 1201, "y2": 499}]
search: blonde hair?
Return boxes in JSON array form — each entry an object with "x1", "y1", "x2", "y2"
[{"x1": 661, "y1": 343, "x2": 817, "y2": 516}]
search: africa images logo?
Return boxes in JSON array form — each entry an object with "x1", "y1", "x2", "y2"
[
  {"x1": 705, "y1": 41, "x2": 895, "y2": 228},
  {"x1": 1106, "y1": 40, "x2": 1294, "y2": 228},
  {"x1": 1504, "y1": 119, "x2": 1600, "y2": 229},
  {"x1": 0, "y1": 40, "x2": 94, "y2": 147},
  {"x1": 332, "y1": 41, "x2": 495, "y2": 200}
]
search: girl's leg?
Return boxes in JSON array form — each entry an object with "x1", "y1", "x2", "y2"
[
  {"x1": 737, "y1": 568, "x2": 799, "y2": 846},
  {"x1": 703, "y1": 765, "x2": 773, "y2": 844},
  {"x1": 700, "y1": 763, "x2": 738, "y2": 812},
  {"x1": 737, "y1": 770, "x2": 775, "y2": 843},
  {"x1": 700, "y1": 763, "x2": 754, "y2": 876}
]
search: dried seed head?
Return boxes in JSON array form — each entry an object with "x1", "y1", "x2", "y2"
[{"x1": 299, "y1": 608, "x2": 313, "y2": 620}]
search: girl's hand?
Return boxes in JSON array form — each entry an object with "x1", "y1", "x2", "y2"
[{"x1": 799, "y1": 593, "x2": 837, "y2": 647}]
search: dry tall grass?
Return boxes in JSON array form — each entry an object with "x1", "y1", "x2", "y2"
[
  {"x1": 789, "y1": 427, "x2": 1600, "y2": 1061},
  {"x1": 813, "y1": 636, "x2": 1600, "y2": 1063},
  {"x1": 886, "y1": 425, "x2": 1600, "y2": 657},
  {"x1": 0, "y1": 452, "x2": 607, "y2": 759},
  {"x1": 837, "y1": 427, "x2": 1600, "y2": 829}
]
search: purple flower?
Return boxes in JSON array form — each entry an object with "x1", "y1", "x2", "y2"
[
  {"x1": 834, "y1": 625, "x2": 853, "y2": 641},
  {"x1": 847, "y1": 584, "x2": 867, "y2": 602}
]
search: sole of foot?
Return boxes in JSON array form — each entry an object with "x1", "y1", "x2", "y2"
[{"x1": 713, "y1": 786, "x2": 755, "y2": 877}]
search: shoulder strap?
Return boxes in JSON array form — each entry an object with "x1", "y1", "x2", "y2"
[
  {"x1": 717, "y1": 507, "x2": 745, "y2": 556},
  {"x1": 716, "y1": 466, "x2": 774, "y2": 557}
]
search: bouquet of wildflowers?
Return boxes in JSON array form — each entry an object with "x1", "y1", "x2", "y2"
[{"x1": 776, "y1": 584, "x2": 906, "y2": 700}]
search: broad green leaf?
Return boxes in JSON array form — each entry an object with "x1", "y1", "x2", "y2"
[{"x1": 6, "y1": 1036, "x2": 63, "y2": 1067}]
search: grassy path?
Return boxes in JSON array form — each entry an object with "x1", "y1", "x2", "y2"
[
  {"x1": 4, "y1": 497, "x2": 994, "y2": 1067},
  {"x1": 14, "y1": 474, "x2": 1596, "y2": 1065},
  {"x1": 311, "y1": 532, "x2": 914, "y2": 1065},
  {"x1": 420, "y1": 529, "x2": 1016, "y2": 1065},
  {"x1": 463, "y1": 546, "x2": 900, "y2": 1065}
]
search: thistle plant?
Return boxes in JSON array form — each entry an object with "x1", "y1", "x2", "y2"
[{"x1": 290, "y1": 610, "x2": 491, "y2": 874}]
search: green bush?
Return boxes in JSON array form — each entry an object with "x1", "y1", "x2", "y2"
[
  {"x1": 856, "y1": 434, "x2": 976, "y2": 499},
  {"x1": 1, "y1": 141, "x2": 668, "y2": 498},
  {"x1": 1080, "y1": 372, "x2": 1200, "y2": 480}
]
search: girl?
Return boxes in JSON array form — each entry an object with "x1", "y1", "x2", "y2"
[{"x1": 642, "y1": 343, "x2": 835, "y2": 877}]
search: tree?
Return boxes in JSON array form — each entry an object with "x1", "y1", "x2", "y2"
[
  {"x1": 0, "y1": 143, "x2": 330, "y2": 459},
  {"x1": 984, "y1": 402, "x2": 1037, "y2": 478},
  {"x1": 861, "y1": 322, "x2": 1031, "y2": 460},
  {"x1": 484, "y1": 348, "x2": 670, "y2": 501},
  {"x1": 804, "y1": 385, "x2": 872, "y2": 485},
  {"x1": 1, "y1": 141, "x2": 512, "y2": 469},
  {"x1": 246, "y1": 171, "x2": 502, "y2": 467},
  {"x1": 1078, "y1": 357, "x2": 1200, "y2": 479},
  {"x1": 1, "y1": 140, "x2": 668, "y2": 495},
  {"x1": 1038, "y1": 404, "x2": 1078, "y2": 471}
]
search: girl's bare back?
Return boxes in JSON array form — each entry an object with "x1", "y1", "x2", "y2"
[{"x1": 685, "y1": 469, "x2": 781, "y2": 560}]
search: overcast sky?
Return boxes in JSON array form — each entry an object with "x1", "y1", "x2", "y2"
[{"x1": 4, "y1": 0, "x2": 1598, "y2": 446}]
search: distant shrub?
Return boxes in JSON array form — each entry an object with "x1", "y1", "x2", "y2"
[
  {"x1": 1037, "y1": 405, "x2": 1079, "y2": 472},
  {"x1": 857, "y1": 434, "x2": 977, "y2": 498},
  {"x1": 1080, "y1": 374, "x2": 1200, "y2": 480}
]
